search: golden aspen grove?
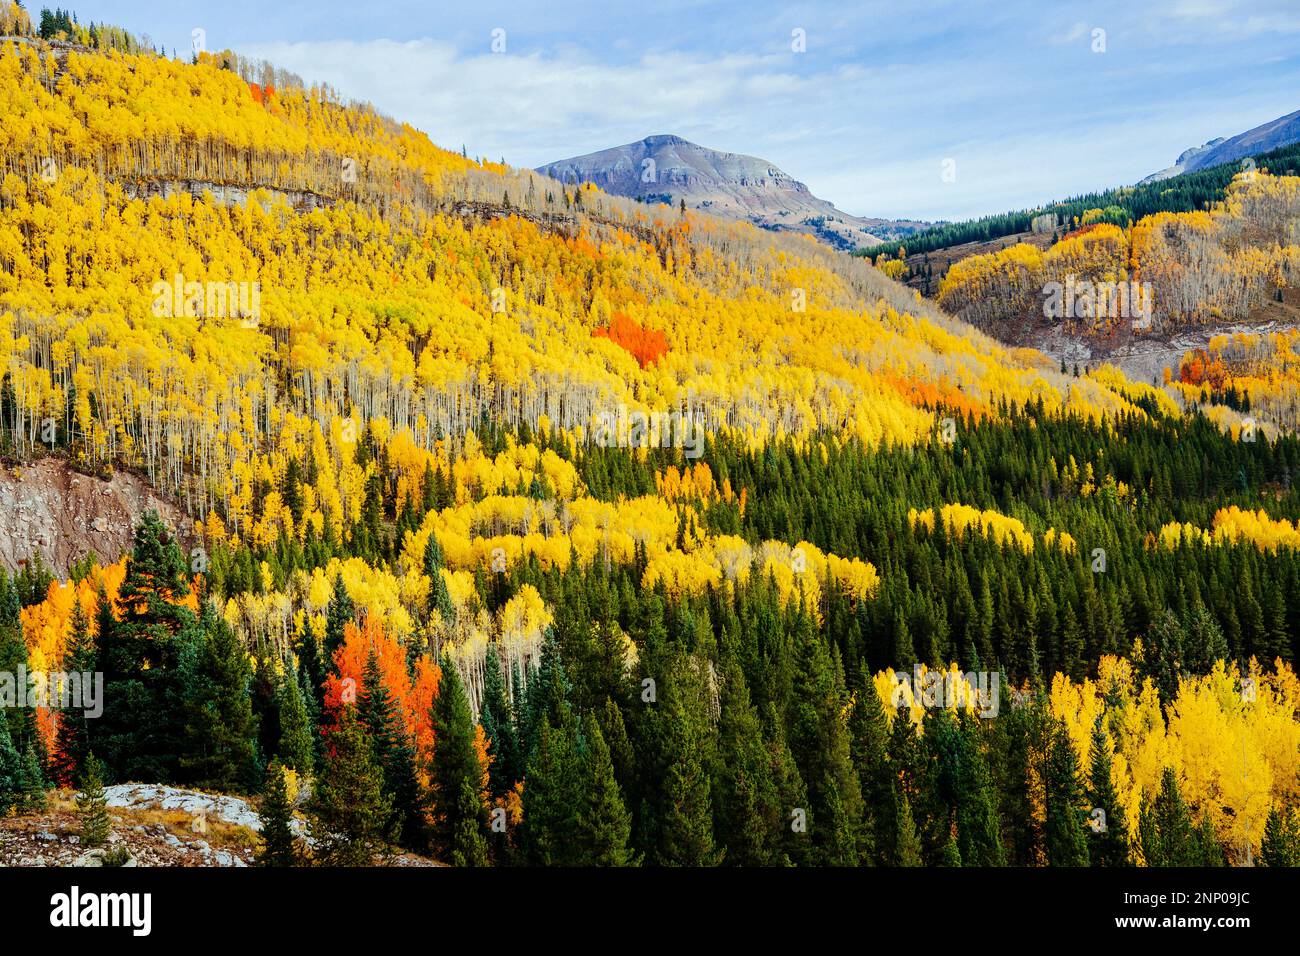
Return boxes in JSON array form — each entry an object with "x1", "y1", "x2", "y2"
[{"x1": 0, "y1": 5, "x2": 1297, "y2": 901}]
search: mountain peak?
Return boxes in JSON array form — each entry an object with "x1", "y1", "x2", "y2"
[
  {"x1": 1142, "y1": 109, "x2": 1300, "y2": 183},
  {"x1": 537, "y1": 136, "x2": 926, "y2": 250},
  {"x1": 641, "y1": 133, "x2": 691, "y2": 147}
]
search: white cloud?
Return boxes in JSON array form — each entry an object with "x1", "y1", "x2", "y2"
[{"x1": 236, "y1": 2, "x2": 1300, "y2": 223}]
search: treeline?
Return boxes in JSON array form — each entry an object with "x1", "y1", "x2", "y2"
[{"x1": 860, "y1": 138, "x2": 1300, "y2": 261}]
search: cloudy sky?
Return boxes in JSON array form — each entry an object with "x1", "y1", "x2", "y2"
[{"x1": 88, "y1": 0, "x2": 1300, "y2": 221}]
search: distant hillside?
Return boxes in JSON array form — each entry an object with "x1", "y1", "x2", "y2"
[
  {"x1": 861, "y1": 136, "x2": 1300, "y2": 271},
  {"x1": 1143, "y1": 109, "x2": 1300, "y2": 183},
  {"x1": 537, "y1": 134, "x2": 927, "y2": 251}
]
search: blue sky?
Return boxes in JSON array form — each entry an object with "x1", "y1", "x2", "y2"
[{"x1": 83, "y1": 0, "x2": 1300, "y2": 221}]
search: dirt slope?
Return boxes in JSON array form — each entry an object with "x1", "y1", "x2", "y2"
[{"x1": 0, "y1": 457, "x2": 190, "y2": 577}]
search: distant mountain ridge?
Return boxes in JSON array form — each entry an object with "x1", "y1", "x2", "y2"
[
  {"x1": 1142, "y1": 108, "x2": 1300, "y2": 183},
  {"x1": 537, "y1": 134, "x2": 928, "y2": 251}
]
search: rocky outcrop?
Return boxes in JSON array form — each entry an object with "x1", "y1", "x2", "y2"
[
  {"x1": 0, "y1": 457, "x2": 190, "y2": 577},
  {"x1": 1141, "y1": 108, "x2": 1300, "y2": 183}
]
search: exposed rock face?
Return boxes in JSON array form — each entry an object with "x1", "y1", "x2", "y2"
[
  {"x1": 537, "y1": 134, "x2": 928, "y2": 250},
  {"x1": 1141, "y1": 108, "x2": 1300, "y2": 183},
  {"x1": 0, "y1": 784, "x2": 442, "y2": 867},
  {"x1": 0, "y1": 457, "x2": 190, "y2": 577}
]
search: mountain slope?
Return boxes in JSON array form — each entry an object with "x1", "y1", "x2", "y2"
[
  {"x1": 1142, "y1": 108, "x2": 1300, "y2": 183},
  {"x1": 0, "y1": 40, "x2": 1170, "y2": 519},
  {"x1": 537, "y1": 134, "x2": 926, "y2": 250}
]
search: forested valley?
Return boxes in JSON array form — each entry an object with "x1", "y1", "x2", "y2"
[{"x1": 0, "y1": 5, "x2": 1296, "y2": 870}]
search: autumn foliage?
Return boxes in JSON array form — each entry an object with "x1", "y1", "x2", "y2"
[{"x1": 592, "y1": 311, "x2": 669, "y2": 368}]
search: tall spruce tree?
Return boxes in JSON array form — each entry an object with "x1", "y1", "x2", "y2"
[
  {"x1": 848, "y1": 674, "x2": 893, "y2": 864},
  {"x1": 98, "y1": 512, "x2": 202, "y2": 782},
  {"x1": 428, "y1": 658, "x2": 489, "y2": 865},
  {"x1": 521, "y1": 716, "x2": 577, "y2": 865},
  {"x1": 647, "y1": 653, "x2": 722, "y2": 866},
  {"x1": 786, "y1": 614, "x2": 862, "y2": 865},
  {"x1": 573, "y1": 713, "x2": 637, "y2": 865},
  {"x1": 178, "y1": 602, "x2": 258, "y2": 791},
  {"x1": 479, "y1": 646, "x2": 521, "y2": 798},
  {"x1": 275, "y1": 659, "x2": 314, "y2": 776},
  {"x1": 308, "y1": 706, "x2": 393, "y2": 865},
  {"x1": 257, "y1": 760, "x2": 300, "y2": 866},
  {"x1": 952, "y1": 713, "x2": 1005, "y2": 866},
  {"x1": 323, "y1": 574, "x2": 354, "y2": 665},
  {"x1": 358, "y1": 646, "x2": 426, "y2": 851},
  {"x1": 1044, "y1": 722, "x2": 1090, "y2": 866},
  {"x1": 713, "y1": 656, "x2": 782, "y2": 865},
  {"x1": 1140, "y1": 768, "x2": 1215, "y2": 866},
  {"x1": 1085, "y1": 717, "x2": 1130, "y2": 866}
]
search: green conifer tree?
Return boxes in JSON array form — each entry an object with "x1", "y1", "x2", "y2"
[
  {"x1": 358, "y1": 646, "x2": 426, "y2": 851},
  {"x1": 1086, "y1": 717, "x2": 1130, "y2": 866},
  {"x1": 256, "y1": 760, "x2": 300, "y2": 866},
  {"x1": 573, "y1": 713, "x2": 637, "y2": 865},
  {"x1": 1044, "y1": 722, "x2": 1090, "y2": 866},
  {"x1": 179, "y1": 603, "x2": 258, "y2": 791},
  {"x1": 76, "y1": 752, "x2": 111, "y2": 847},
  {"x1": 428, "y1": 658, "x2": 489, "y2": 865},
  {"x1": 276, "y1": 659, "x2": 314, "y2": 776},
  {"x1": 1261, "y1": 807, "x2": 1300, "y2": 866},
  {"x1": 308, "y1": 706, "x2": 394, "y2": 865}
]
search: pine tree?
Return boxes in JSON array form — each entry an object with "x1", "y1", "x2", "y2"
[
  {"x1": 952, "y1": 713, "x2": 1004, "y2": 866},
  {"x1": 76, "y1": 753, "x2": 111, "y2": 847},
  {"x1": 256, "y1": 760, "x2": 300, "y2": 866},
  {"x1": 713, "y1": 657, "x2": 781, "y2": 865},
  {"x1": 787, "y1": 615, "x2": 862, "y2": 864},
  {"x1": 1044, "y1": 722, "x2": 1089, "y2": 866},
  {"x1": 763, "y1": 700, "x2": 810, "y2": 866},
  {"x1": 573, "y1": 713, "x2": 637, "y2": 865},
  {"x1": 448, "y1": 777, "x2": 489, "y2": 867},
  {"x1": 324, "y1": 573, "x2": 354, "y2": 663},
  {"x1": 178, "y1": 602, "x2": 258, "y2": 791},
  {"x1": 1140, "y1": 768, "x2": 1202, "y2": 866},
  {"x1": 1182, "y1": 600, "x2": 1229, "y2": 675},
  {"x1": 1086, "y1": 717, "x2": 1130, "y2": 866},
  {"x1": 18, "y1": 742, "x2": 46, "y2": 812},
  {"x1": 98, "y1": 512, "x2": 202, "y2": 782},
  {"x1": 1261, "y1": 807, "x2": 1300, "y2": 866},
  {"x1": 479, "y1": 646, "x2": 520, "y2": 797},
  {"x1": 649, "y1": 654, "x2": 722, "y2": 866},
  {"x1": 848, "y1": 676, "x2": 892, "y2": 864},
  {"x1": 295, "y1": 625, "x2": 327, "y2": 712},
  {"x1": 521, "y1": 629, "x2": 570, "y2": 760},
  {"x1": 308, "y1": 706, "x2": 394, "y2": 865},
  {"x1": 276, "y1": 659, "x2": 314, "y2": 776},
  {"x1": 521, "y1": 716, "x2": 576, "y2": 864},
  {"x1": 893, "y1": 785, "x2": 923, "y2": 866},
  {"x1": 358, "y1": 646, "x2": 426, "y2": 851},
  {"x1": 52, "y1": 598, "x2": 95, "y2": 786},
  {"x1": 428, "y1": 658, "x2": 488, "y2": 865}
]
